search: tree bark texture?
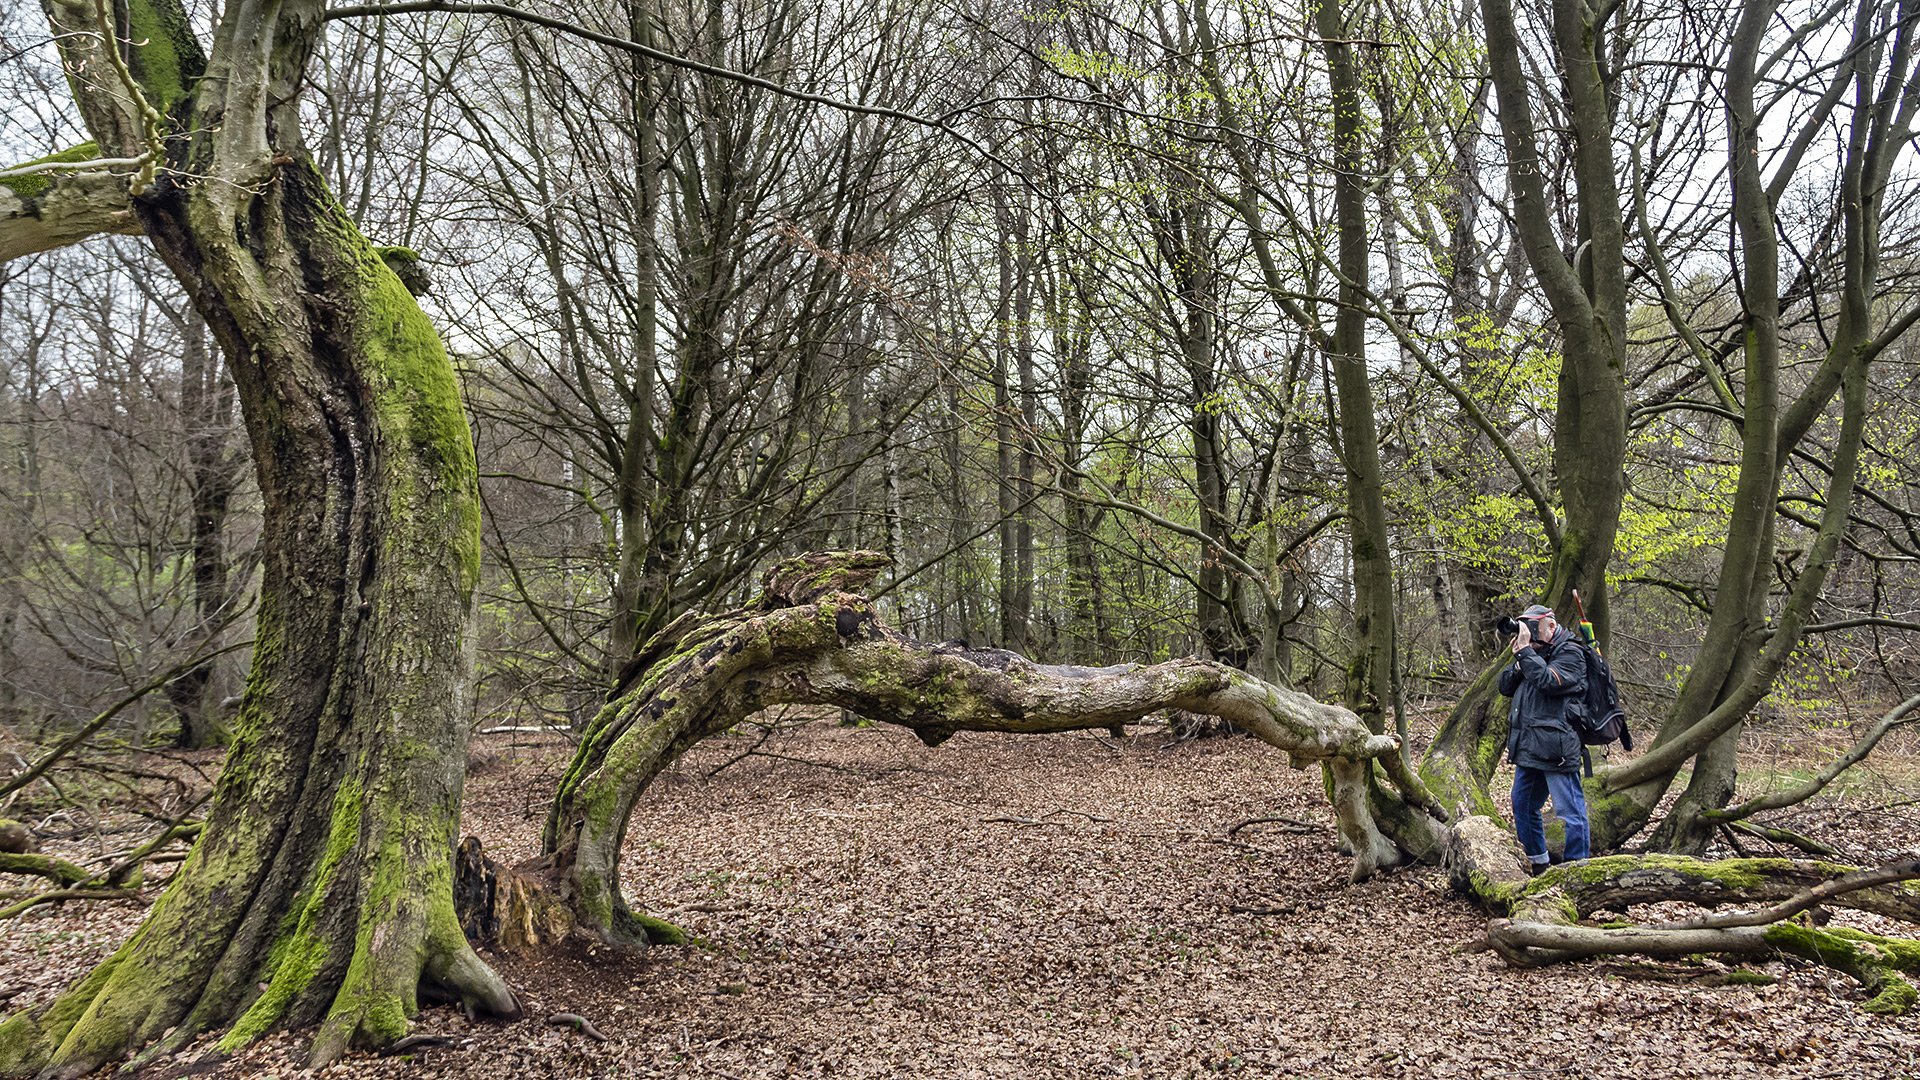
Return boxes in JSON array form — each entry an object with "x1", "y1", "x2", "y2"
[
  {"x1": 533, "y1": 552, "x2": 1403, "y2": 947},
  {"x1": 1445, "y1": 815, "x2": 1920, "y2": 1012},
  {"x1": 0, "y1": 4, "x2": 516, "y2": 1074}
]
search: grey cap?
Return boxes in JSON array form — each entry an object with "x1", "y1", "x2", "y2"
[{"x1": 1520, "y1": 604, "x2": 1555, "y2": 619}]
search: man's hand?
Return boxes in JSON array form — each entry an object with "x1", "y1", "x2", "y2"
[{"x1": 1512, "y1": 619, "x2": 1532, "y2": 654}]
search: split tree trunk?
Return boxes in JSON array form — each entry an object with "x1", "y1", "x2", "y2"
[
  {"x1": 1594, "y1": 0, "x2": 1909, "y2": 853},
  {"x1": 0, "y1": 4, "x2": 516, "y2": 1074},
  {"x1": 1415, "y1": 0, "x2": 1630, "y2": 825}
]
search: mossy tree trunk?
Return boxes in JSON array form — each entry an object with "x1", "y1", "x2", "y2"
[
  {"x1": 1595, "y1": 0, "x2": 1913, "y2": 854},
  {"x1": 0, "y1": 3, "x2": 516, "y2": 1075},
  {"x1": 1446, "y1": 824, "x2": 1920, "y2": 1014},
  {"x1": 522, "y1": 553, "x2": 1405, "y2": 947},
  {"x1": 1412, "y1": 0, "x2": 1631, "y2": 827}
]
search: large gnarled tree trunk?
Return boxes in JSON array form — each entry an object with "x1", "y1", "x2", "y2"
[{"x1": 0, "y1": 3, "x2": 515, "y2": 1074}]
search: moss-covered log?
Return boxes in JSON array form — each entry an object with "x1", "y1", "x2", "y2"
[
  {"x1": 1488, "y1": 919, "x2": 1920, "y2": 1014},
  {"x1": 1449, "y1": 838, "x2": 1920, "y2": 1013},
  {"x1": 531, "y1": 552, "x2": 1405, "y2": 947},
  {"x1": 0, "y1": 3, "x2": 517, "y2": 1075}
]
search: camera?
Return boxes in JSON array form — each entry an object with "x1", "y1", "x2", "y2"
[{"x1": 1494, "y1": 615, "x2": 1542, "y2": 637}]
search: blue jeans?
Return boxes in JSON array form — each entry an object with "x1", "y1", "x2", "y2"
[{"x1": 1512, "y1": 765, "x2": 1590, "y2": 864}]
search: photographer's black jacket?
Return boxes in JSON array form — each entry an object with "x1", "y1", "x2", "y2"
[{"x1": 1498, "y1": 631, "x2": 1588, "y2": 772}]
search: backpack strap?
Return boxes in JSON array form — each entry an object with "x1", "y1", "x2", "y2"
[{"x1": 1581, "y1": 745, "x2": 1593, "y2": 778}]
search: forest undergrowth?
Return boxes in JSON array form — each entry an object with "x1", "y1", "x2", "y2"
[{"x1": 2, "y1": 718, "x2": 1917, "y2": 1079}]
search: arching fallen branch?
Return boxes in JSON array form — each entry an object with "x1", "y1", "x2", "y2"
[
  {"x1": 453, "y1": 552, "x2": 1920, "y2": 1021},
  {"x1": 456, "y1": 552, "x2": 1404, "y2": 950}
]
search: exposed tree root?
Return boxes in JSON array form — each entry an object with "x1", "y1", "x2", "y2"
[{"x1": 546, "y1": 1012, "x2": 607, "y2": 1041}]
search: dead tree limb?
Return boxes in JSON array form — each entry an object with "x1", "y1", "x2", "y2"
[
  {"x1": 1703, "y1": 693, "x2": 1920, "y2": 824},
  {"x1": 458, "y1": 553, "x2": 1404, "y2": 951},
  {"x1": 1487, "y1": 917, "x2": 1920, "y2": 1014},
  {"x1": 1661, "y1": 860, "x2": 1920, "y2": 930}
]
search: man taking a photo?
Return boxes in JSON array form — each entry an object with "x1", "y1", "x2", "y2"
[{"x1": 1499, "y1": 604, "x2": 1590, "y2": 873}]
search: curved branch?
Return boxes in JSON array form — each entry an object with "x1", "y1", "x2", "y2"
[
  {"x1": 532, "y1": 554, "x2": 1404, "y2": 948},
  {"x1": 0, "y1": 640, "x2": 252, "y2": 801},
  {"x1": 1703, "y1": 693, "x2": 1920, "y2": 822},
  {"x1": 1663, "y1": 859, "x2": 1920, "y2": 930}
]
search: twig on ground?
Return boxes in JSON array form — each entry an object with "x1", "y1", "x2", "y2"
[
  {"x1": 1727, "y1": 819, "x2": 1839, "y2": 858},
  {"x1": 1720, "y1": 823, "x2": 1753, "y2": 858},
  {"x1": 547, "y1": 1012, "x2": 608, "y2": 1041},
  {"x1": 983, "y1": 808, "x2": 1115, "y2": 827},
  {"x1": 383, "y1": 1034, "x2": 461, "y2": 1055},
  {"x1": 0, "y1": 887, "x2": 143, "y2": 919},
  {"x1": 1224, "y1": 814, "x2": 1322, "y2": 836},
  {"x1": 732, "y1": 750, "x2": 871, "y2": 774},
  {"x1": 705, "y1": 724, "x2": 779, "y2": 778},
  {"x1": 1660, "y1": 859, "x2": 1920, "y2": 931}
]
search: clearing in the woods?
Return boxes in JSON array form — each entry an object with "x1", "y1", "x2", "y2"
[{"x1": 3, "y1": 721, "x2": 1916, "y2": 1079}]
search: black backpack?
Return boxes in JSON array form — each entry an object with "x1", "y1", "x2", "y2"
[{"x1": 1570, "y1": 636, "x2": 1631, "y2": 773}]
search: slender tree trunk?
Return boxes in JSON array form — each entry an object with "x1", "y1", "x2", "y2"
[
  {"x1": 610, "y1": 0, "x2": 663, "y2": 665},
  {"x1": 1319, "y1": 0, "x2": 1401, "y2": 743},
  {"x1": 1054, "y1": 247, "x2": 1113, "y2": 660},
  {"x1": 0, "y1": 329, "x2": 43, "y2": 727},
  {"x1": 166, "y1": 308, "x2": 239, "y2": 749},
  {"x1": 991, "y1": 179, "x2": 1029, "y2": 650},
  {"x1": 1155, "y1": 190, "x2": 1239, "y2": 665}
]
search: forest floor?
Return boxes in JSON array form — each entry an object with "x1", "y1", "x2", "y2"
[{"x1": 4, "y1": 716, "x2": 1919, "y2": 1079}]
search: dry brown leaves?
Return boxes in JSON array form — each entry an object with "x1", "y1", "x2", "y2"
[{"x1": 3, "y1": 724, "x2": 1917, "y2": 1079}]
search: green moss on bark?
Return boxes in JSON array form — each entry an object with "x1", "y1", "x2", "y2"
[
  {"x1": 622, "y1": 911, "x2": 690, "y2": 945},
  {"x1": 124, "y1": 0, "x2": 203, "y2": 113},
  {"x1": 0, "y1": 142, "x2": 101, "y2": 200},
  {"x1": 1556, "y1": 853, "x2": 1778, "y2": 890},
  {"x1": 218, "y1": 779, "x2": 365, "y2": 1052},
  {"x1": 1763, "y1": 922, "x2": 1920, "y2": 1015},
  {"x1": 349, "y1": 244, "x2": 480, "y2": 584}
]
